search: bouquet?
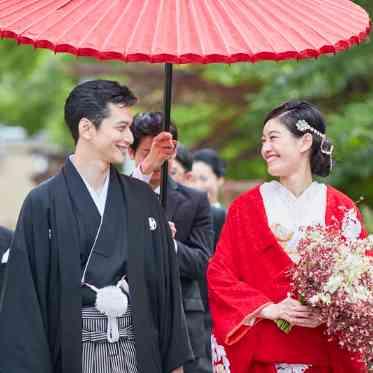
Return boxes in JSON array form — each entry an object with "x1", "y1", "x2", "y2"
[{"x1": 276, "y1": 213, "x2": 373, "y2": 366}]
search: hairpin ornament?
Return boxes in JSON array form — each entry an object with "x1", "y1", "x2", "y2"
[
  {"x1": 295, "y1": 119, "x2": 334, "y2": 159},
  {"x1": 295, "y1": 119, "x2": 325, "y2": 139},
  {"x1": 320, "y1": 139, "x2": 334, "y2": 156}
]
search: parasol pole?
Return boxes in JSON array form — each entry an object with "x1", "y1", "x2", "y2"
[{"x1": 160, "y1": 63, "x2": 173, "y2": 209}]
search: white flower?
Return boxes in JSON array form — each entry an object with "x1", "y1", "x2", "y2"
[
  {"x1": 309, "y1": 294, "x2": 321, "y2": 305},
  {"x1": 341, "y1": 208, "x2": 361, "y2": 241},
  {"x1": 345, "y1": 285, "x2": 370, "y2": 303},
  {"x1": 333, "y1": 251, "x2": 370, "y2": 288},
  {"x1": 324, "y1": 275, "x2": 343, "y2": 294},
  {"x1": 310, "y1": 293, "x2": 331, "y2": 305},
  {"x1": 320, "y1": 293, "x2": 332, "y2": 305}
]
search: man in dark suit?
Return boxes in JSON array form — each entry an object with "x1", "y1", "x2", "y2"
[
  {"x1": 168, "y1": 144, "x2": 226, "y2": 361},
  {"x1": 129, "y1": 112, "x2": 214, "y2": 373},
  {"x1": 171, "y1": 144, "x2": 226, "y2": 250},
  {"x1": 0, "y1": 225, "x2": 13, "y2": 294}
]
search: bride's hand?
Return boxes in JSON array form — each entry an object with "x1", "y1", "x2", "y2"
[{"x1": 259, "y1": 297, "x2": 323, "y2": 328}]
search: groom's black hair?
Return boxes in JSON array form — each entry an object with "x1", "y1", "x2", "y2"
[{"x1": 64, "y1": 79, "x2": 137, "y2": 144}]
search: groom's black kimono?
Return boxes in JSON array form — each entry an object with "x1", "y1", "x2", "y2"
[
  {"x1": 0, "y1": 226, "x2": 13, "y2": 296},
  {"x1": 0, "y1": 159, "x2": 192, "y2": 373}
]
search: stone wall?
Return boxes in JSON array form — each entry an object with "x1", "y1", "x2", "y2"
[{"x1": 0, "y1": 143, "x2": 34, "y2": 228}]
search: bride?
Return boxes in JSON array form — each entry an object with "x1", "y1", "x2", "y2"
[{"x1": 208, "y1": 101, "x2": 368, "y2": 373}]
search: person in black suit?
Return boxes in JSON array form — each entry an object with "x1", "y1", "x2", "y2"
[
  {"x1": 192, "y1": 149, "x2": 227, "y2": 249},
  {"x1": 169, "y1": 144, "x2": 195, "y2": 187},
  {"x1": 0, "y1": 226, "x2": 13, "y2": 296},
  {"x1": 169, "y1": 145, "x2": 227, "y2": 363},
  {"x1": 129, "y1": 112, "x2": 214, "y2": 373},
  {"x1": 171, "y1": 144, "x2": 226, "y2": 250}
]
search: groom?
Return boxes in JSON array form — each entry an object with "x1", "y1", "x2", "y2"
[{"x1": 0, "y1": 80, "x2": 192, "y2": 373}]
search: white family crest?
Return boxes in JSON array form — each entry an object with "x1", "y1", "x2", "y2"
[
  {"x1": 1, "y1": 248, "x2": 9, "y2": 264},
  {"x1": 148, "y1": 217, "x2": 157, "y2": 231},
  {"x1": 341, "y1": 208, "x2": 361, "y2": 241}
]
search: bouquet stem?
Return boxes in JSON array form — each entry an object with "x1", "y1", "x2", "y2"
[
  {"x1": 275, "y1": 319, "x2": 293, "y2": 334},
  {"x1": 275, "y1": 295, "x2": 303, "y2": 333}
]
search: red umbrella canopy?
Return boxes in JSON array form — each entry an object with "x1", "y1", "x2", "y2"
[{"x1": 0, "y1": 0, "x2": 371, "y2": 64}]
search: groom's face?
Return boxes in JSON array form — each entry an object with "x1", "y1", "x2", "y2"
[{"x1": 85, "y1": 103, "x2": 134, "y2": 164}]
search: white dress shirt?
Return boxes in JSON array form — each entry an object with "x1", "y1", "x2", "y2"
[
  {"x1": 81, "y1": 173, "x2": 109, "y2": 217},
  {"x1": 132, "y1": 165, "x2": 152, "y2": 184},
  {"x1": 70, "y1": 155, "x2": 110, "y2": 217}
]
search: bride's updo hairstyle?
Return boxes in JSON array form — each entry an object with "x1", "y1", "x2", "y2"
[{"x1": 263, "y1": 100, "x2": 334, "y2": 177}]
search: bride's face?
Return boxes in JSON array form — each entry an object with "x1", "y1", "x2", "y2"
[{"x1": 261, "y1": 118, "x2": 311, "y2": 178}]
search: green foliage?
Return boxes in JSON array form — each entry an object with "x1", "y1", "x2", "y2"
[
  {"x1": 0, "y1": 39, "x2": 75, "y2": 144},
  {"x1": 172, "y1": 102, "x2": 237, "y2": 146},
  {"x1": 179, "y1": 0, "x2": 373, "y2": 207},
  {"x1": 361, "y1": 205, "x2": 373, "y2": 233}
]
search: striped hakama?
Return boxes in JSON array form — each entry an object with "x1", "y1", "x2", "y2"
[{"x1": 82, "y1": 306, "x2": 138, "y2": 373}]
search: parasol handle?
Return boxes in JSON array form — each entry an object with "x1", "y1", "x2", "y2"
[{"x1": 160, "y1": 63, "x2": 173, "y2": 209}]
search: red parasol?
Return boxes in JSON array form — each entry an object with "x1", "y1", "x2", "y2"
[
  {"x1": 0, "y1": 0, "x2": 371, "y2": 205},
  {"x1": 0, "y1": 0, "x2": 370, "y2": 63}
]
